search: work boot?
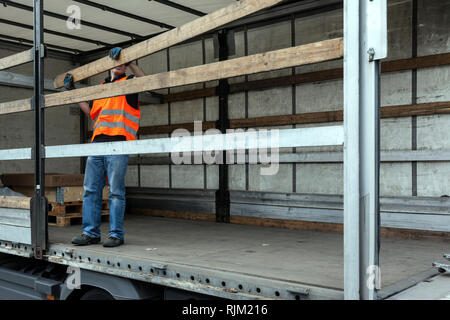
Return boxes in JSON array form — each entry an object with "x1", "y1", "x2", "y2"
[
  {"x1": 103, "y1": 236, "x2": 124, "y2": 248},
  {"x1": 71, "y1": 234, "x2": 101, "y2": 246}
]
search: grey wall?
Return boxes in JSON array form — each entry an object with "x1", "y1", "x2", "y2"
[
  {"x1": 0, "y1": 48, "x2": 81, "y2": 186},
  {"x1": 128, "y1": 0, "x2": 450, "y2": 198}
]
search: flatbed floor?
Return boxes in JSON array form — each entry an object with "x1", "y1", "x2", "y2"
[{"x1": 44, "y1": 214, "x2": 448, "y2": 299}]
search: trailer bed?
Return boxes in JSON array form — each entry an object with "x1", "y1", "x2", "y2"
[{"x1": 25, "y1": 214, "x2": 444, "y2": 299}]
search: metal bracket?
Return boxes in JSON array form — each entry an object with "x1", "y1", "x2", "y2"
[
  {"x1": 35, "y1": 43, "x2": 46, "y2": 58},
  {"x1": 367, "y1": 48, "x2": 375, "y2": 62},
  {"x1": 366, "y1": 0, "x2": 388, "y2": 61},
  {"x1": 151, "y1": 263, "x2": 167, "y2": 271},
  {"x1": 30, "y1": 145, "x2": 46, "y2": 160},
  {"x1": 432, "y1": 254, "x2": 450, "y2": 273}
]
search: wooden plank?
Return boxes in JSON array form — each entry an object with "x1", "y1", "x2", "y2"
[
  {"x1": 0, "y1": 49, "x2": 33, "y2": 71},
  {"x1": 53, "y1": 0, "x2": 285, "y2": 88},
  {"x1": 162, "y1": 52, "x2": 450, "y2": 104},
  {"x1": 0, "y1": 196, "x2": 31, "y2": 210},
  {"x1": 46, "y1": 38, "x2": 344, "y2": 107},
  {"x1": 130, "y1": 208, "x2": 216, "y2": 222},
  {"x1": 1, "y1": 173, "x2": 85, "y2": 187},
  {"x1": 11, "y1": 186, "x2": 109, "y2": 203},
  {"x1": 164, "y1": 87, "x2": 217, "y2": 103},
  {"x1": 129, "y1": 101, "x2": 450, "y2": 136},
  {"x1": 0, "y1": 98, "x2": 32, "y2": 115},
  {"x1": 138, "y1": 121, "x2": 216, "y2": 136},
  {"x1": 382, "y1": 52, "x2": 450, "y2": 73}
]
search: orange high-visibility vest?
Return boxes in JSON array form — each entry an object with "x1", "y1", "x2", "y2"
[{"x1": 90, "y1": 75, "x2": 140, "y2": 142}]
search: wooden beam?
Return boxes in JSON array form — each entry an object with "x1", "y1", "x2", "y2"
[
  {"x1": 164, "y1": 87, "x2": 217, "y2": 103},
  {"x1": 163, "y1": 52, "x2": 450, "y2": 104},
  {"x1": 0, "y1": 98, "x2": 32, "y2": 115},
  {"x1": 0, "y1": 196, "x2": 31, "y2": 210},
  {"x1": 45, "y1": 38, "x2": 344, "y2": 108},
  {"x1": 382, "y1": 52, "x2": 450, "y2": 73},
  {"x1": 129, "y1": 101, "x2": 450, "y2": 136},
  {"x1": 138, "y1": 121, "x2": 216, "y2": 136},
  {"x1": 53, "y1": 0, "x2": 285, "y2": 88},
  {"x1": 0, "y1": 49, "x2": 33, "y2": 71},
  {"x1": 1, "y1": 173, "x2": 85, "y2": 188}
]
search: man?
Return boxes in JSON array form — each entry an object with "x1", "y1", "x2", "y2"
[{"x1": 67, "y1": 47, "x2": 145, "y2": 247}]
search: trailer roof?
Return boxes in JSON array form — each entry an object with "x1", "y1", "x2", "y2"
[
  {"x1": 0, "y1": 0, "x2": 234, "y2": 53},
  {"x1": 0, "y1": 0, "x2": 342, "y2": 60}
]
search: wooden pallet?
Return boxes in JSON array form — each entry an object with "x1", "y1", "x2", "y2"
[
  {"x1": 48, "y1": 200, "x2": 109, "y2": 227},
  {"x1": 49, "y1": 200, "x2": 109, "y2": 216},
  {"x1": 48, "y1": 210, "x2": 109, "y2": 227}
]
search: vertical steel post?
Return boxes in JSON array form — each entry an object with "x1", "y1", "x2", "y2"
[
  {"x1": 215, "y1": 29, "x2": 230, "y2": 223},
  {"x1": 344, "y1": 0, "x2": 387, "y2": 300},
  {"x1": 31, "y1": 0, "x2": 48, "y2": 259}
]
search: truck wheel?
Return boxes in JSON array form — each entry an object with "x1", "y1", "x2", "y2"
[{"x1": 80, "y1": 288, "x2": 114, "y2": 300}]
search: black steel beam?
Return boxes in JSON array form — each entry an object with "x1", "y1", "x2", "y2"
[
  {"x1": 215, "y1": 30, "x2": 230, "y2": 224},
  {"x1": 151, "y1": 0, "x2": 206, "y2": 17},
  {"x1": 72, "y1": 0, "x2": 174, "y2": 30},
  {"x1": 0, "y1": 18, "x2": 111, "y2": 47},
  {"x1": 221, "y1": 0, "x2": 342, "y2": 31},
  {"x1": 0, "y1": 0, "x2": 144, "y2": 40},
  {"x1": 30, "y1": 0, "x2": 48, "y2": 260}
]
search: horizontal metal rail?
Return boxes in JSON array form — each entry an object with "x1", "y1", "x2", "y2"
[
  {"x1": 0, "y1": 147, "x2": 31, "y2": 160},
  {"x1": 44, "y1": 126, "x2": 344, "y2": 159},
  {"x1": 129, "y1": 149, "x2": 450, "y2": 165},
  {"x1": 0, "y1": 126, "x2": 343, "y2": 161}
]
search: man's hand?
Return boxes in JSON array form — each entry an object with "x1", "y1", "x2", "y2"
[
  {"x1": 63, "y1": 73, "x2": 75, "y2": 91},
  {"x1": 109, "y1": 47, "x2": 131, "y2": 66}
]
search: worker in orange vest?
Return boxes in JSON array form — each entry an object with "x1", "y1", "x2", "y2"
[{"x1": 65, "y1": 47, "x2": 145, "y2": 247}]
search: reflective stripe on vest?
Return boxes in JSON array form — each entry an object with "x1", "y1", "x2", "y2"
[
  {"x1": 93, "y1": 121, "x2": 137, "y2": 137},
  {"x1": 90, "y1": 75, "x2": 140, "y2": 142}
]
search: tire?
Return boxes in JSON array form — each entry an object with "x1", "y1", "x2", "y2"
[{"x1": 80, "y1": 288, "x2": 114, "y2": 300}]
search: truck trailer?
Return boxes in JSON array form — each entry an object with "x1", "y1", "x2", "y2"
[{"x1": 0, "y1": 0, "x2": 449, "y2": 301}]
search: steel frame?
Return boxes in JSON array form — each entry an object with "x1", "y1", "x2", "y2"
[
  {"x1": 343, "y1": 0, "x2": 386, "y2": 300},
  {"x1": 152, "y1": 0, "x2": 206, "y2": 17},
  {"x1": 0, "y1": 0, "x2": 387, "y2": 300},
  {"x1": 30, "y1": 0, "x2": 48, "y2": 260}
]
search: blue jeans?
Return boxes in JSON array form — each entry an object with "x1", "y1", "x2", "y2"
[{"x1": 82, "y1": 155, "x2": 129, "y2": 240}]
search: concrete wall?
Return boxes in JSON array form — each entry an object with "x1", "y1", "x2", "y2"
[{"x1": 0, "y1": 48, "x2": 81, "y2": 186}]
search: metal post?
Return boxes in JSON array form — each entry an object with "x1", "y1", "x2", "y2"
[
  {"x1": 215, "y1": 29, "x2": 230, "y2": 223},
  {"x1": 344, "y1": 0, "x2": 387, "y2": 300},
  {"x1": 30, "y1": 0, "x2": 48, "y2": 259}
]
